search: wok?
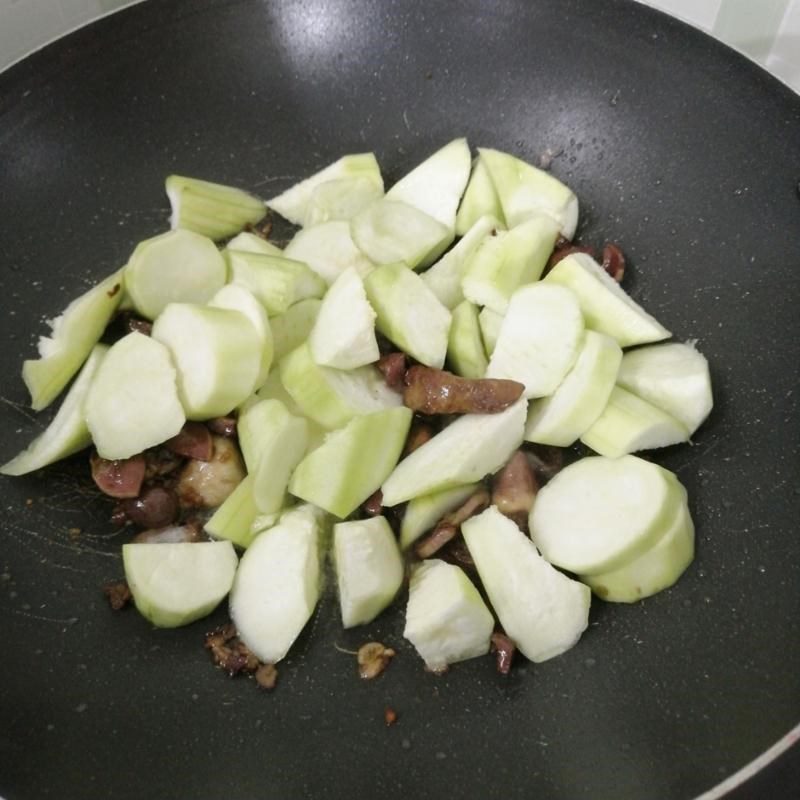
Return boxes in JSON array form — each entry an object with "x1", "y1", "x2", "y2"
[{"x1": 0, "y1": 1, "x2": 798, "y2": 797}]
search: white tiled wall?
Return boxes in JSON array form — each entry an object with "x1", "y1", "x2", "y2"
[
  {"x1": 643, "y1": 0, "x2": 800, "y2": 91},
  {"x1": 0, "y1": 0, "x2": 138, "y2": 68},
  {"x1": 0, "y1": 0, "x2": 799, "y2": 94}
]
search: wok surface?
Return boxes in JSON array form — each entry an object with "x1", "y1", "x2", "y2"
[{"x1": 0, "y1": 1, "x2": 798, "y2": 798}]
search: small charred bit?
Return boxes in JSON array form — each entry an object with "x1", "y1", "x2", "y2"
[
  {"x1": 525, "y1": 444, "x2": 564, "y2": 484},
  {"x1": 403, "y1": 366, "x2": 524, "y2": 415},
  {"x1": 403, "y1": 420, "x2": 434, "y2": 457},
  {"x1": 120, "y1": 485, "x2": 180, "y2": 529},
  {"x1": 205, "y1": 622, "x2": 237, "y2": 651},
  {"x1": 243, "y1": 217, "x2": 273, "y2": 240},
  {"x1": 546, "y1": 243, "x2": 596, "y2": 273},
  {"x1": 175, "y1": 435, "x2": 246, "y2": 509},
  {"x1": 357, "y1": 642, "x2": 396, "y2": 680},
  {"x1": 362, "y1": 489, "x2": 383, "y2": 517},
  {"x1": 103, "y1": 310, "x2": 153, "y2": 342},
  {"x1": 102, "y1": 580, "x2": 131, "y2": 611},
  {"x1": 207, "y1": 416, "x2": 238, "y2": 438},
  {"x1": 384, "y1": 707, "x2": 398, "y2": 727},
  {"x1": 133, "y1": 521, "x2": 203, "y2": 544},
  {"x1": 90, "y1": 452, "x2": 146, "y2": 499},
  {"x1": 602, "y1": 243, "x2": 626, "y2": 283},
  {"x1": 165, "y1": 422, "x2": 214, "y2": 461},
  {"x1": 491, "y1": 450, "x2": 539, "y2": 531},
  {"x1": 204, "y1": 624, "x2": 259, "y2": 676},
  {"x1": 377, "y1": 352, "x2": 407, "y2": 391},
  {"x1": 490, "y1": 631, "x2": 516, "y2": 675},
  {"x1": 255, "y1": 663, "x2": 278, "y2": 690},
  {"x1": 143, "y1": 447, "x2": 184, "y2": 480},
  {"x1": 414, "y1": 488, "x2": 491, "y2": 559}
]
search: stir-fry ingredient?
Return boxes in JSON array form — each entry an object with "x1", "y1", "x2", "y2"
[{"x1": 0, "y1": 138, "x2": 714, "y2": 693}]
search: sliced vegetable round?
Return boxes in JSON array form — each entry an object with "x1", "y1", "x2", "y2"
[
  {"x1": 125, "y1": 229, "x2": 227, "y2": 320},
  {"x1": 581, "y1": 483, "x2": 695, "y2": 602},
  {"x1": 123, "y1": 541, "x2": 238, "y2": 628},
  {"x1": 85, "y1": 332, "x2": 185, "y2": 460},
  {"x1": 152, "y1": 303, "x2": 262, "y2": 419},
  {"x1": 530, "y1": 455, "x2": 684, "y2": 574}
]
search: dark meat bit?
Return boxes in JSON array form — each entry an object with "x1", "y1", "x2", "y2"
[
  {"x1": 414, "y1": 522, "x2": 458, "y2": 560},
  {"x1": 439, "y1": 538, "x2": 476, "y2": 573},
  {"x1": 207, "y1": 416, "x2": 238, "y2": 438},
  {"x1": 143, "y1": 447, "x2": 184, "y2": 480},
  {"x1": 525, "y1": 444, "x2": 564, "y2": 484},
  {"x1": 103, "y1": 310, "x2": 153, "y2": 342},
  {"x1": 601, "y1": 243, "x2": 626, "y2": 283},
  {"x1": 357, "y1": 642, "x2": 396, "y2": 680},
  {"x1": 90, "y1": 452, "x2": 146, "y2": 499},
  {"x1": 204, "y1": 624, "x2": 259, "y2": 676},
  {"x1": 362, "y1": 490, "x2": 383, "y2": 517},
  {"x1": 243, "y1": 218, "x2": 273, "y2": 240},
  {"x1": 106, "y1": 282, "x2": 122, "y2": 298},
  {"x1": 546, "y1": 243, "x2": 595, "y2": 273},
  {"x1": 402, "y1": 420, "x2": 434, "y2": 457},
  {"x1": 165, "y1": 422, "x2": 214, "y2": 461},
  {"x1": 102, "y1": 580, "x2": 131, "y2": 610},
  {"x1": 377, "y1": 352, "x2": 407, "y2": 391},
  {"x1": 176, "y1": 436, "x2": 246, "y2": 509},
  {"x1": 120, "y1": 485, "x2": 179, "y2": 529},
  {"x1": 403, "y1": 366, "x2": 524, "y2": 415},
  {"x1": 414, "y1": 488, "x2": 490, "y2": 559},
  {"x1": 490, "y1": 632, "x2": 516, "y2": 675},
  {"x1": 491, "y1": 450, "x2": 539, "y2": 530},
  {"x1": 384, "y1": 707, "x2": 398, "y2": 727},
  {"x1": 254, "y1": 663, "x2": 278, "y2": 690}
]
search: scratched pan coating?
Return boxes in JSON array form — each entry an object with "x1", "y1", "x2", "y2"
[{"x1": 0, "y1": 1, "x2": 798, "y2": 797}]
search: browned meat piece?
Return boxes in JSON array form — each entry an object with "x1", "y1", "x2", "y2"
[
  {"x1": 207, "y1": 416, "x2": 238, "y2": 438},
  {"x1": 377, "y1": 352, "x2": 407, "y2": 390},
  {"x1": 525, "y1": 444, "x2": 564, "y2": 483},
  {"x1": 384, "y1": 707, "x2": 398, "y2": 727},
  {"x1": 490, "y1": 631, "x2": 516, "y2": 675},
  {"x1": 362, "y1": 490, "x2": 383, "y2": 517},
  {"x1": 205, "y1": 623, "x2": 237, "y2": 651},
  {"x1": 244, "y1": 218, "x2": 273, "y2": 240},
  {"x1": 357, "y1": 642, "x2": 396, "y2": 680},
  {"x1": 254, "y1": 663, "x2": 278, "y2": 690},
  {"x1": 601, "y1": 243, "x2": 626, "y2": 282},
  {"x1": 103, "y1": 310, "x2": 152, "y2": 343},
  {"x1": 403, "y1": 367, "x2": 524, "y2": 415},
  {"x1": 546, "y1": 243, "x2": 595, "y2": 273},
  {"x1": 204, "y1": 624, "x2": 258, "y2": 676},
  {"x1": 90, "y1": 452, "x2": 146, "y2": 499},
  {"x1": 414, "y1": 488, "x2": 490, "y2": 559},
  {"x1": 439, "y1": 538, "x2": 476, "y2": 573},
  {"x1": 414, "y1": 522, "x2": 459, "y2": 559},
  {"x1": 491, "y1": 450, "x2": 539, "y2": 530},
  {"x1": 403, "y1": 420, "x2": 434, "y2": 456},
  {"x1": 176, "y1": 436, "x2": 245, "y2": 509},
  {"x1": 143, "y1": 447, "x2": 183, "y2": 480},
  {"x1": 119, "y1": 486, "x2": 179, "y2": 529},
  {"x1": 165, "y1": 422, "x2": 214, "y2": 461},
  {"x1": 102, "y1": 580, "x2": 131, "y2": 610}
]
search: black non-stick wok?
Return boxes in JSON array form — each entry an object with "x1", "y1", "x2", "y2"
[{"x1": 0, "y1": 1, "x2": 798, "y2": 797}]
